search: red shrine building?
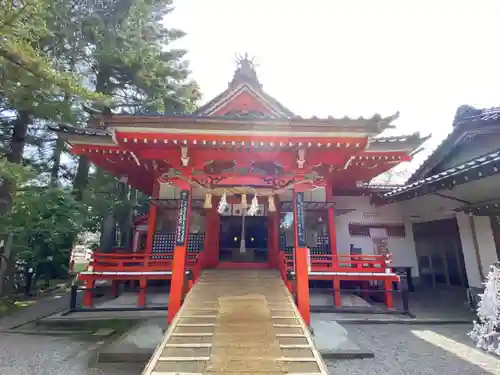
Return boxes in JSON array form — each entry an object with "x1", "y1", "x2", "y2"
[{"x1": 55, "y1": 57, "x2": 429, "y2": 324}]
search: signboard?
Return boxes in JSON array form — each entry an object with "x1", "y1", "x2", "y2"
[
  {"x1": 295, "y1": 192, "x2": 306, "y2": 247},
  {"x1": 175, "y1": 190, "x2": 190, "y2": 246}
]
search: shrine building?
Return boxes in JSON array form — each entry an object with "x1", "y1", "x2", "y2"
[{"x1": 53, "y1": 56, "x2": 430, "y2": 324}]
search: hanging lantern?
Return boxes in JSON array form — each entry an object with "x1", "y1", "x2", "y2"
[
  {"x1": 268, "y1": 195, "x2": 276, "y2": 212},
  {"x1": 218, "y1": 191, "x2": 229, "y2": 214},
  {"x1": 204, "y1": 193, "x2": 212, "y2": 209},
  {"x1": 247, "y1": 194, "x2": 259, "y2": 216},
  {"x1": 241, "y1": 193, "x2": 248, "y2": 209}
]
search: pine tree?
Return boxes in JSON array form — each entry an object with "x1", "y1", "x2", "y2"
[{"x1": 468, "y1": 262, "x2": 500, "y2": 355}]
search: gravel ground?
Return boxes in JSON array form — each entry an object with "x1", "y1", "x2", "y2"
[
  {"x1": 0, "y1": 333, "x2": 142, "y2": 375},
  {"x1": 327, "y1": 324, "x2": 500, "y2": 375}
]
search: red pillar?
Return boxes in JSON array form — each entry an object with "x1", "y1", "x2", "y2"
[
  {"x1": 83, "y1": 279, "x2": 94, "y2": 307},
  {"x1": 204, "y1": 207, "x2": 219, "y2": 268},
  {"x1": 168, "y1": 187, "x2": 192, "y2": 323},
  {"x1": 269, "y1": 213, "x2": 280, "y2": 266},
  {"x1": 293, "y1": 186, "x2": 310, "y2": 326},
  {"x1": 138, "y1": 278, "x2": 147, "y2": 307},
  {"x1": 274, "y1": 196, "x2": 281, "y2": 257},
  {"x1": 325, "y1": 181, "x2": 338, "y2": 265},
  {"x1": 268, "y1": 212, "x2": 275, "y2": 266},
  {"x1": 213, "y1": 205, "x2": 220, "y2": 267}
]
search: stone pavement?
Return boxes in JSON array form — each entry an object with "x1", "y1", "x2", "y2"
[
  {"x1": 326, "y1": 324, "x2": 500, "y2": 375},
  {"x1": 0, "y1": 290, "x2": 82, "y2": 331},
  {"x1": 0, "y1": 332, "x2": 140, "y2": 375}
]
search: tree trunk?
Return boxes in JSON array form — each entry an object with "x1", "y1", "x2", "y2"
[
  {"x1": 72, "y1": 69, "x2": 111, "y2": 201},
  {"x1": 0, "y1": 234, "x2": 14, "y2": 297},
  {"x1": 0, "y1": 111, "x2": 30, "y2": 215},
  {"x1": 50, "y1": 137, "x2": 65, "y2": 185},
  {"x1": 100, "y1": 213, "x2": 116, "y2": 252},
  {"x1": 72, "y1": 156, "x2": 89, "y2": 201},
  {"x1": 119, "y1": 186, "x2": 137, "y2": 249}
]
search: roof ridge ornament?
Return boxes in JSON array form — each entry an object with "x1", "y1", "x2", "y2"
[{"x1": 229, "y1": 52, "x2": 262, "y2": 89}]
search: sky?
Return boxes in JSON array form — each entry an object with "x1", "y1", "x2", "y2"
[{"x1": 168, "y1": 0, "x2": 500, "y2": 142}]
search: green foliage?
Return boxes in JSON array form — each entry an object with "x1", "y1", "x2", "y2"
[
  {"x1": 0, "y1": 0, "x2": 107, "y2": 103},
  {"x1": 0, "y1": 0, "x2": 200, "y2": 276},
  {"x1": 0, "y1": 186, "x2": 85, "y2": 265},
  {"x1": 0, "y1": 160, "x2": 34, "y2": 184}
]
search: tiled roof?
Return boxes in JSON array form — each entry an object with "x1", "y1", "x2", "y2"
[
  {"x1": 406, "y1": 105, "x2": 500, "y2": 183},
  {"x1": 105, "y1": 112, "x2": 401, "y2": 124},
  {"x1": 383, "y1": 148, "x2": 500, "y2": 198},
  {"x1": 454, "y1": 105, "x2": 500, "y2": 125},
  {"x1": 48, "y1": 124, "x2": 111, "y2": 137}
]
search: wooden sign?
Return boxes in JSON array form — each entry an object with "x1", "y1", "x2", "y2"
[
  {"x1": 176, "y1": 190, "x2": 190, "y2": 246},
  {"x1": 295, "y1": 192, "x2": 306, "y2": 247}
]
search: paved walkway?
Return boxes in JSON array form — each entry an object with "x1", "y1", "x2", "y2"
[
  {"x1": 327, "y1": 324, "x2": 500, "y2": 375},
  {"x1": 0, "y1": 291, "x2": 78, "y2": 331}
]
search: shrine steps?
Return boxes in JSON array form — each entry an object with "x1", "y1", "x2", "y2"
[{"x1": 142, "y1": 269, "x2": 329, "y2": 375}]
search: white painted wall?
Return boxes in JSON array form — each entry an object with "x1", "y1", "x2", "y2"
[
  {"x1": 333, "y1": 196, "x2": 419, "y2": 274},
  {"x1": 456, "y1": 212, "x2": 499, "y2": 287}
]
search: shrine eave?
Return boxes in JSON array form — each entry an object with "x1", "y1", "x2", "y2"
[
  {"x1": 456, "y1": 198, "x2": 500, "y2": 216},
  {"x1": 382, "y1": 148, "x2": 500, "y2": 203},
  {"x1": 454, "y1": 105, "x2": 500, "y2": 127},
  {"x1": 366, "y1": 132, "x2": 430, "y2": 153},
  {"x1": 408, "y1": 105, "x2": 500, "y2": 183},
  {"x1": 91, "y1": 111, "x2": 400, "y2": 134}
]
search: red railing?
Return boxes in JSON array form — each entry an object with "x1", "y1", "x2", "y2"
[
  {"x1": 280, "y1": 251, "x2": 392, "y2": 274},
  {"x1": 89, "y1": 251, "x2": 198, "y2": 273}
]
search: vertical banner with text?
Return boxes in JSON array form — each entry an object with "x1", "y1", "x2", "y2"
[
  {"x1": 295, "y1": 191, "x2": 306, "y2": 247},
  {"x1": 176, "y1": 190, "x2": 190, "y2": 246}
]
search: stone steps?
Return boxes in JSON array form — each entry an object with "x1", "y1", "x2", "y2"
[{"x1": 142, "y1": 269, "x2": 328, "y2": 375}]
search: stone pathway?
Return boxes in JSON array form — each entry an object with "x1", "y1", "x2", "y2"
[
  {"x1": 0, "y1": 291, "x2": 78, "y2": 331},
  {"x1": 326, "y1": 324, "x2": 500, "y2": 375}
]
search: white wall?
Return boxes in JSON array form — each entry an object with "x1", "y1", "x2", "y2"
[
  {"x1": 334, "y1": 196, "x2": 419, "y2": 274},
  {"x1": 456, "y1": 212, "x2": 499, "y2": 288}
]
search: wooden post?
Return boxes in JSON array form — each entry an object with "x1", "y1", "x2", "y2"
[
  {"x1": 205, "y1": 207, "x2": 220, "y2": 268},
  {"x1": 213, "y1": 203, "x2": 221, "y2": 267},
  {"x1": 293, "y1": 186, "x2": 310, "y2": 326},
  {"x1": 325, "y1": 180, "x2": 338, "y2": 265},
  {"x1": 203, "y1": 208, "x2": 214, "y2": 267},
  {"x1": 326, "y1": 180, "x2": 341, "y2": 307},
  {"x1": 384, "y1": 279, "x2": 393, "y2": 308},
  {"x1": 138, "y1": 278, "x2": 147, "y2": 307},
  {"x1": 168, "y1": 187, "x2": 192, "y2": 323},
  {"x1": 145, "y1": 182, "x2": 160, "y2": 265},
  {"x1": 83, "y1": 279, "x2": 94, "y2": 307},
  {"x1": 268, "y1": 212, "x2": 276, "y2": 266},
  {"x1": 270, "y1": 196, "x2": 281, "y2": 267}
]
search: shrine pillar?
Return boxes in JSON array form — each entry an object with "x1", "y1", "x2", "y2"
[
  {"x1": 204, "y1": 205, "x2": 220, "y2": 268},
  {"x1": 325, "y1": 180, "x2": 340, "y2": 306},
  {"x1": 293, "y1": 186, "x2": 310, "y2": 325},
  {"x1": 145, "y1": 182, "x2": 160, "y2": 260},
  {"x1": 268, "y1": 195, "x2": 280, "y2": 266},
  {"x1": 168, "y1": 185, "x2": 192, "y2": 323}
]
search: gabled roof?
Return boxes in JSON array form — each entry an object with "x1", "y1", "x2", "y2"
[
  {"x1": 383, "y1": 148, "x2": 500, "y2": 202},
  {"x1": 407, "y1": 105, "x2": 500, "y2": 183},
  {"x1": 194, "y1": 54, "x2": 295, "y2": 118}
]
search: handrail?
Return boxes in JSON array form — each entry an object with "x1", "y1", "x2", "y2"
[
  {"x1": 88, "y1": 251, "x2": 201, "y2": 272},
  {"x1": 280, "y1": 250, "x2": 393, "y2": 273}
]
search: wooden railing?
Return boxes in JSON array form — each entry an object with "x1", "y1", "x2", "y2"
[
  {"x1": 280, "y1": 251, "x2": 393, "y2": 274},
  {"x1": 89, "y1": 251, "x2": 199, "y2": 273}
]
